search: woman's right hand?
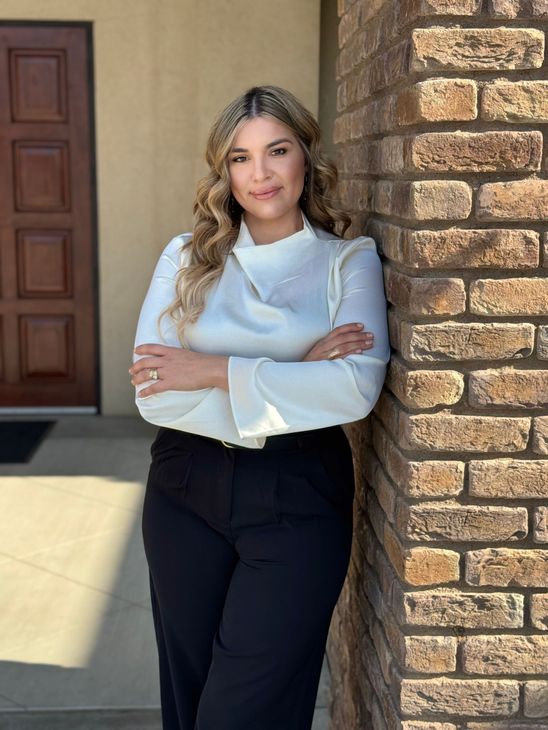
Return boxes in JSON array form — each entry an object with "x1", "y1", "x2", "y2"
[{"x1": 301, "y1": 323, "x2": 375, "y2": 362}]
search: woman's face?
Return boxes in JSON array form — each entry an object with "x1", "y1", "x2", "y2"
[{"x1": 228, "y1": 115, "x2": 306, "y2": 228}]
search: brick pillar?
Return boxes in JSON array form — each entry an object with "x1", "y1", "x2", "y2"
[{"x1": 329, "y1": 1, "x2": 548, "y2": 728}]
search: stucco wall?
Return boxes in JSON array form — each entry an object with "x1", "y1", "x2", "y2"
[{"x1": 1, "y1": 0, "x2": 320, "y2": 414}]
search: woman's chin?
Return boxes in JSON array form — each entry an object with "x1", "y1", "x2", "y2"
[{"x1": 243, "y1": 201, "x2": 301, "y2": 223}]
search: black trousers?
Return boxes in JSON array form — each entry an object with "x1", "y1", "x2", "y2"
[{"x1": 141, "y1": 424, "x2": 355, "y2": 730}]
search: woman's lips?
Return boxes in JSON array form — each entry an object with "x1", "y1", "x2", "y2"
[{"x1": 251, "y1": 187, "x2": 281, "y2": 200}]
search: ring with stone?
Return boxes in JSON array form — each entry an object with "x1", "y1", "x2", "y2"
[
  {"x1": 149, "y1": 368, "x2": 159, "y2": 380},
  {"x1": 327, "y1": 349, "x2": 340, "y2": 360}
]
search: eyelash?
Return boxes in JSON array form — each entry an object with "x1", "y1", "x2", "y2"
[{"x1": 231, "y1": 148, "x2": 287, "y2": 163}]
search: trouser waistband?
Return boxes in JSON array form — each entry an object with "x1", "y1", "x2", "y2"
[{"x1": 204, "y1": 426, "x2": 342, "y2": 451}]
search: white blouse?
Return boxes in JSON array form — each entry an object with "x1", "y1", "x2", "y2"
[{"x1": 132, "y1": 212, "x2": 391, "y2": 449}]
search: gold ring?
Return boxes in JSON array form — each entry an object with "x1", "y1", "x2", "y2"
[
  {"x1": 149, "y1": 368, "x2": 159, "y2": 380},
  {"x1": 327, "y1": 349, "x2": 340, "y2": 360}
]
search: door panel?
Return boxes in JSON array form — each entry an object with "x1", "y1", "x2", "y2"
[
  {"x1": 0, "y1": 25, "x2": 97, "y2": 407},
  {"x1": 17, "y1": 229, "x2": 73, "y2": 298},
  {"x1": 14, "y1": 141, "x2": 71, "y2": 211},
  {"x1": 10, "y1": 48, "x2": 68, "y2": 123}
]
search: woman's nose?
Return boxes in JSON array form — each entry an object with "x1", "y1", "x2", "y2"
[{"x1": 251, "y1": 158, "x2": 271, "y2": 181}]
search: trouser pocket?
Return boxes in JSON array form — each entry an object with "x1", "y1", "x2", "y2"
[{"x1": 146, "y1": 442, "x2": 194, "y2": 501}]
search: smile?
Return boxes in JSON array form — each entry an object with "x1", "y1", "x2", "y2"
[{"x1": 251, "y1": 187, "x2": 281, "y2": 200}]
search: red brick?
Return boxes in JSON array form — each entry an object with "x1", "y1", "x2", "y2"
[
  {"x1": 399, "y1": 0, "x2": 483, "y2": 23},
  {"x1": 401, "y1": 228, "x2": 539, "y2": 269},
  {"x1": 462, "y1": 635, "x2": 548, "y2": 674},
  {"x1": 374, "y1": 180, "x2": 472, "y2": 220},
  {"x1": 400, "y1": 412, "x2": 530, "y2": 453},
  {"x1": 397, "y1": 502, "x2": 528, "y2": 541},
  {"x1": 397, "y1": 320, "x2": 535, "y2": 362},
  {"x1": 470, "y1": 277, "x2": 548, "y2": 316},
  {"x1": 386, "y1": 358, "x2": 464, "y2": 408},
  {"x1": 466, "y1": 548, "x2": 548, "y2": 587},
  {"x1": 384, "y1": 266, "x2": 466, "y2": 315},
  {"x1": 531, "y1": 594, "x2": 548, "y2": 630},
  {"x1": 534, "y1": 506, "x2": 547, "y2": 543},
  {"x1": 532, "y1": 416, "x2": 548, "y2": 455},
  {"x1": 395, "y1": 78, "x2": 478, "y2": 125},
  {"x1": 411, "y1": 27, "x2": 544, "y2": 71},
  {"x1": 524, "y1": 680, "x2": 548, "y2": 718},
  {"x1": 538, "y1": 325, "x2": 548, "y2": 360},
  {"x1": 407, "y1": 131, "x2": 542, "y2": 172},
  {"x1": 367, "y1": 39, "x2": 412, "y2": 96},
  {"x1": 482, "y1": 80, "x2": 548, "y2": 122},
  {"x1": 400, "y1": 678, "x2": 520, "y2": 716},
  {"x1": 395, "y1": 588, "x2": 524, "y2": 628},
  {"x1": 489, "y1": 0, "x2": 548, "y2": 17},
  {"x1": 476, "y1": 179, "x2": 548, "y2": 221},
  {"x1": 402, "y1": 635, "x2": 458, "y2": 673},
  {"x1": 372, "y1": 421, "x2": 465, "y2": 498},
  {"x1": 469, "y1": 459, "x2": 548, "y2": 498},
  {"x1": 469, "y1": 368, "x2": 548, "y2": 409}
]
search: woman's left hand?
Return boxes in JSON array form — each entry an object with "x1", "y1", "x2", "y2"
[{"x1": 129, "y1": 344, "x2": 228, "y2": 397}]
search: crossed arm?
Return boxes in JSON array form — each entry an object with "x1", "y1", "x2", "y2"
[
  {"x1": 130, "y1": 321, "x2": 374, "y2": 396},
  {"x1": 130, "y1": 234, "x2": 390, "y2": 442},
  {"x1": 130, "y1": 345, "x2": 229, "y2": 394}
]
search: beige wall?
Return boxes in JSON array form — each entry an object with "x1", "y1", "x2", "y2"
[
  {"x1": 1, "y1": 0, "x2": 320, "y2": 414},
  {"x1": 318, "y1": 0, "x2": 339, "y2": 160}
]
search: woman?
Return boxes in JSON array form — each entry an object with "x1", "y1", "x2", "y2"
[{"x1": 129, "y1": 85, "x2": 390, "y2": 730}]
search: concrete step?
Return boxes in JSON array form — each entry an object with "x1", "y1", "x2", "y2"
[
  {"x1": 0, "y1": 706, "x2": 330, "y2": 729},
  {"x1": 0, "y1": 708, "x2": 162, "y2": 730}
]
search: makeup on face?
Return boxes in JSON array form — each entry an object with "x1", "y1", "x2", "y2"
[{"x1": 228, "y1": 117, "x2": 306, "y2": 242}]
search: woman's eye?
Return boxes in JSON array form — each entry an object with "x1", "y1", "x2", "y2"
[
  {"x1": 231, "y1": 156, "x2": 247, "y2": 163},
  {"x1": 271, "y1": 148, "x2": 287, "y2": 156}
]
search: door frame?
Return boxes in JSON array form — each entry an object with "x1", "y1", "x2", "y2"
[{"x1": 0, "y1": 20, "x2": 100, "y2": 415}]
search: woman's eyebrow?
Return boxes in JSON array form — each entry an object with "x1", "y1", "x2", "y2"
[{"x1": 230, "y1": 137, "x2": 294, "y2": 153}]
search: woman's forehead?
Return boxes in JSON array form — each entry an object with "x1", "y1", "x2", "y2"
[{"x1": 232, "y1": 116, "x2": 297, "y2": 147}]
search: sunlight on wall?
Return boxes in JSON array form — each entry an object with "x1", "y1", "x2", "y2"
[{"x1": 0, "y1": 0, "x2": 320, "y2": 416}]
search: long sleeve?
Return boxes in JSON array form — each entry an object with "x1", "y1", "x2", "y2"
[
  {"x1": 132, "y1": 235, "x2": 256, "y2": 445},
  {"x1": 226, "y1": 237, "x2": 391, "y2": 439}
]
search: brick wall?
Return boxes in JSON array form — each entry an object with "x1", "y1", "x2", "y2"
[{"x1": 328, "y1": 1, "x2": 548, "y2": 728}]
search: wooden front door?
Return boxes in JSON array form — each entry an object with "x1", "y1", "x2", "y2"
[{"x1": 0, "y1": 24, "x2": 97, "y2": 408}]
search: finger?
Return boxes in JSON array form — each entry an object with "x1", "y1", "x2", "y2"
[
  {"x1": 129, "y1": 356, "x2": 165, "y2": 375},
  {"x1": 134, "y1": 343, "x2": 171, "y2": 357},
  {"x1": 331, "y1": 322, "x2": 366, "y2": 334},
  {"x1": 339, "y1": 333, "x2": 374, "y2": 347},
  {"x1": 329, "y1": 345, "x2": 373, "y2": 360},
  {"x1": 136, "y1": 381, "x2": 166, "y2": 398},
  {"x1": 131, "y1": 369, "x2": 161, "y2": 386},
  {"x1": 328, "y1": 333, "x2": 374, "y2": 351},
  {"x1": 341, "y1": 342, "x2": 374, "y2": 354},
  {"x1": 346, "y1": 342, "x2": 374, "y2": 353},
  {"x1": 324, "y1": 329, "x2": 374, "y2": 346},
  {"x1": 325, "y1": 338, "x2": 374, "y2": 359}
]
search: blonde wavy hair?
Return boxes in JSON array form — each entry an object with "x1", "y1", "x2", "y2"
[{"x1": 158, "y1": 85, "x2": 351, "y2": 346}]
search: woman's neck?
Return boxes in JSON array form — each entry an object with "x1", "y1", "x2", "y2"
[{"x1": 243, "y1": 208, "x2": 304, "y2": 245}]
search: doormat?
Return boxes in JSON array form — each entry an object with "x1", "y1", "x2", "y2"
[{"x1": 0, "y1": 420, "x2": 56, "y2": 463}]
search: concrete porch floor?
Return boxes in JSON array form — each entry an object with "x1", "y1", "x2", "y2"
[{"x1": 0, "y1": 416, "x2": 331, "y2": 729}]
